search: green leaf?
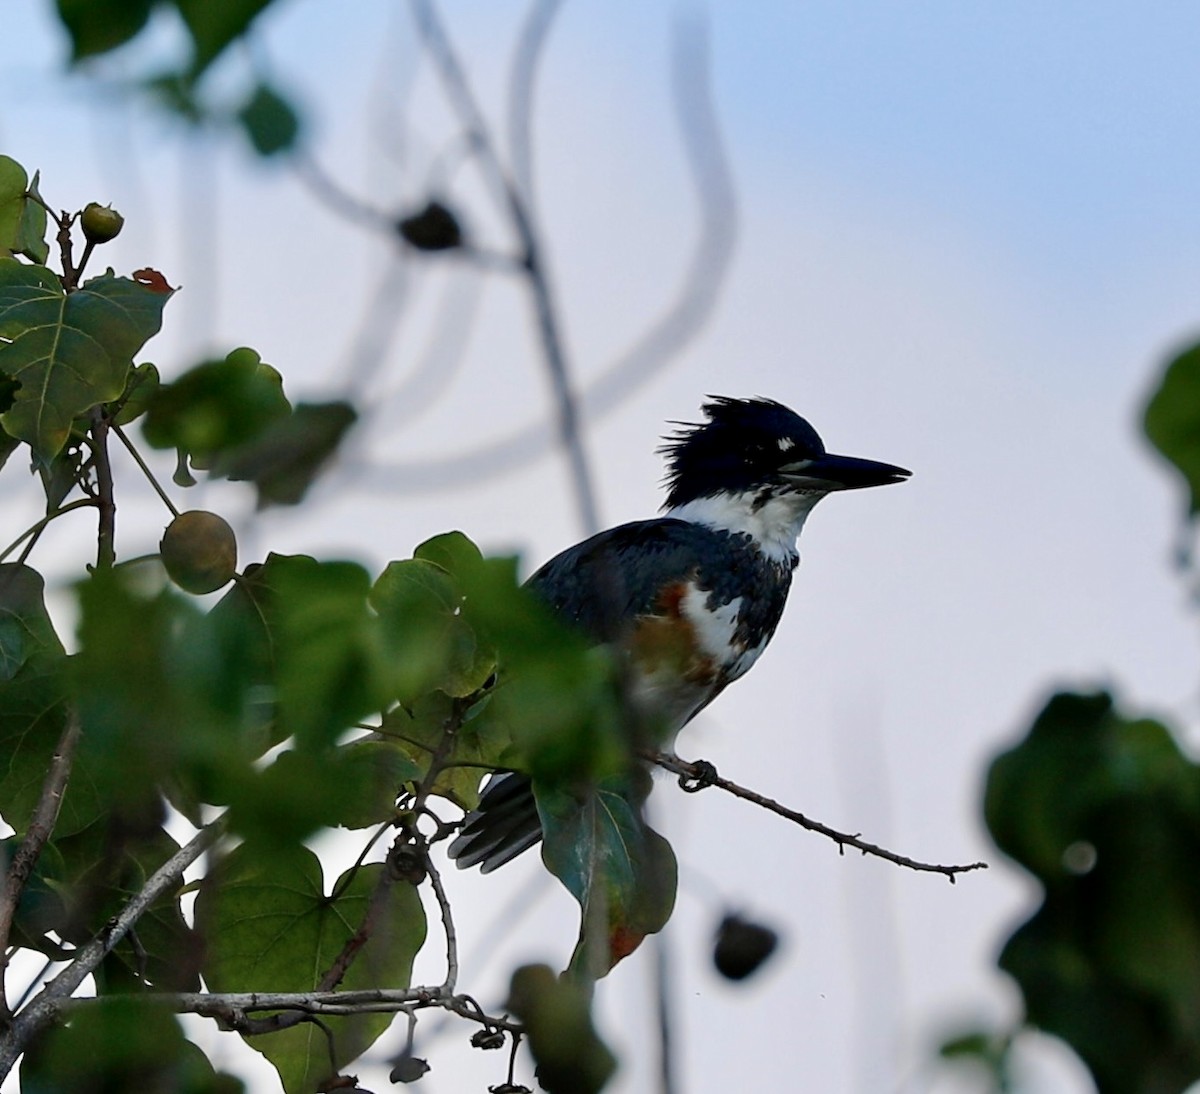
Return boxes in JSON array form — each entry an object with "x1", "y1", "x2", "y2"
[
  {"x1": 0, "y1": 663, "x2": 97, "y2": 838},
  {"x1": 1144, "y1": 342, "x2": 1200, "y2": 515},
  {"x1": 539, "y1": 767, "x2": 677, "y2": 977},
  {"x1": 0, "y1": 564, "x2": 64, "y2": 681},
  {"x1": 0, "y1": 262, "x2": 173, "y2": 462},
  {"x1": 0, "y1": 157, "x2": 28, "y2": 259},
  {"x1": 0, "y1": 836, "x2": 67, "y2": 954},
  {"x1": 141, "y1": 347, "x2": 291, "y2": 467},
  {"x1": 380, "y1": 690, "x2": 508, "y2": 811},
  {"x1": 50, "y1": 822, "x2": 201, "y2": 992},
  {"x1": 219, "y1": 400, "x2": 356, "y2": 507},
  {"x1": 506, "y1": 964, "x2": 617, "y2": 1094},
  {"x1": 174, "y1": 0, "x2": 276, "y2": 77},
  {"x1": 37, "y1": 437, "x2": 84, "y2": 512},
  {"x1": 196, "y1": 842, "x2": 426, "y2": 1094},
  {"x1": 986, "y1": 691, "x2": 1200, "y2": 1091},
  {"x1": 371, "y1": 556, "x2": 495, "y2": 703},
  {"x1": 54, "y1": 0, "x2": 154, "y2": 61},
  {"x1": 237, "y1": 82, "x2": 301, "y2": 156},
  {"x1": 332, "y1": 739, "x2": 422, "y2": 829},
  {"x1": 265, "y1": 556, "x2": 389, "y2": 750},
  {"x1": 111, "y1": 360, "x2": 160, "y2": 425},
  {"x1": 20, "y1": 1000, "x2": 240, "y2": 1093},
  {"x1": 225, "y1": 743, "x2": 419, "y2": 846},
  {"x1": 13, "y1": 170, "x2": 49, "y2": 265},
  {"x1": 71, "y1": 567, "x2": 269, "y2": 825}
]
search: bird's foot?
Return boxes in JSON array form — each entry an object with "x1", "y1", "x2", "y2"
[{"x1": 677, "y1": 757, "x2": 719, "y2": 793}]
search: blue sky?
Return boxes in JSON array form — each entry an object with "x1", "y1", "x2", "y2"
[{"x1": 5, "y1": 3, "x2": 1200, "y2": 1091}]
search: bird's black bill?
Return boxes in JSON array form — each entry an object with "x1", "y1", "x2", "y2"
[{"x1": 782, "y1": 452, "x2": 911, "y2": 490}]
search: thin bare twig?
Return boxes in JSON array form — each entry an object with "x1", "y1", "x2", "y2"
[
  {"x1": 361, "y1": 9, "x2": 735, "y2": 497},
  {"x1": 423, "y1": 849, "x2": 458, "y2": 993},
  {"x1": 410, "y1": 0, "x2": 599, "y2": 535},
  {"x1": 111, "y1": 423, "x2": 179, "y2": 518},
  {"x1": 646, "y1": 752, "x2": 988, "y2": 882},
  {"x1": 507, "y1": 0, "x2": 565, "y2": 201}
]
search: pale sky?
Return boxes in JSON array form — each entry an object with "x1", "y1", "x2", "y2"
[{"x1": 4, "y1": 2, "x2": 1200, "y2": 1092}]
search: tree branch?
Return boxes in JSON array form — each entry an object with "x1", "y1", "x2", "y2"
[
  {"x1": 646, "y1": 753, "x2": 988, "y2": 882},
  {"x1": 63, "y1": 985, "x2": 522, "y2": 1033}
]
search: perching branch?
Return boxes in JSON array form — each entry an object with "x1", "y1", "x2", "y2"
[
  {"x1": 62, "y1": 985, "x2": 522, "y2": 1034},
  {"x1": 647, "y1": 752, "x2": 988, "y2": 882}
]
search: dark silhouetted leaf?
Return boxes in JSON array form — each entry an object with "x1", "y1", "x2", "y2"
[
  {"x1": 219, "y1": 400, "x2": 356, "y2": 507},
  {"x1": 1144, "y1": 342, "x2": 1200, "y2": 515},
  {"x1": 237, "y1": 82, "x2": 301, "y2": 156},
  {"x1": 506, "y1": 964, "x2": 616, "y2": 1094},
  {"x1": 175, "y1": 0, "x2": 275, "y2": 77},
  {"x1": 54, "y1": 0, "x2": 154, "y2": 61},
  {"x1": 397, "y1": 201, "x2": 462, "y2": 252},
  {"x1": 987, "y1": 691, "x2": 1200, "y2": 1092}
]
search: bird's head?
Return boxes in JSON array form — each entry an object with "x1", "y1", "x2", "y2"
[{"x1": 660, "y1": 397, "x2": 910, "y2": 556}]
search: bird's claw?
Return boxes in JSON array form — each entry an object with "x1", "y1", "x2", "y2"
[{"x1": 678, "y1": 758, "x2": 718, "y2": 793}]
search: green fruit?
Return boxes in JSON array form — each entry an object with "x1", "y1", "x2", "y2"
[
  {"x1": 80, "y1": 202, "x2": 124, "y2": 244},
  {"x1": 160, "y1": 510, "x2": 237, "y2": 594}
]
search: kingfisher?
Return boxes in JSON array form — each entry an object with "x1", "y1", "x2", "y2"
[{"x1": 450, "y1": 396, "x2": 910, "y2": 872}]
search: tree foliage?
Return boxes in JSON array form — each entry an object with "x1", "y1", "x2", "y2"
[
  {"x1": 947, "y1": 337, "x2": 1200, "y2": 1093},
  {"x1": 0, "y1": 142, "x2": 683, "y2": 1090}
]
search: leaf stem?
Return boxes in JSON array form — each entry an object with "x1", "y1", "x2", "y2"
[{"x1": 111, "y1": 423, "x2": 180, "y2": 519}]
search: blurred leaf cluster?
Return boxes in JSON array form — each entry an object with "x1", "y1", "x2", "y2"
[
  {"x1": 54, "y1": 0, "x2": 300, "y2": 157},
  {"x1": 956, "y1": 340, "x2": 1200, "y2": 1094},
  {"x1": 0, "y1": 152, "x2": 671, "y2": 1091}
]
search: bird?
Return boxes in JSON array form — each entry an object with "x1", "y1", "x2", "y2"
[{"x1": 449, "y1": 396, "x2": 910, "y2": 872}]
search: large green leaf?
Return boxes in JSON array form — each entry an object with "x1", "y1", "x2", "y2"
[
  {"x1": 986, "y1": 691, "x2": 1200, "y2": 1091},
  {"x1": 1144, "y1": 341, "x2": 1200, "y2": 515},
  {"x1": 0, "y1": 262, "x2": 173, "y2": 462},
  {"x1": 539, "y1": 767, "x2": 677, "y2": 978},
  {"x1": 196, "y1": 842, "x2": 426, "y2": 1094}
]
